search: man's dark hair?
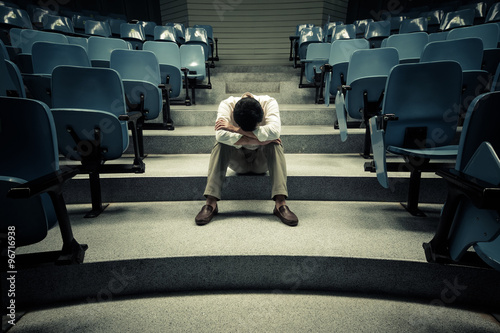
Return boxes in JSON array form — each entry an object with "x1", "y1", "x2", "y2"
[{"x1": 233, "y1": 97, "x2": 264, "y2": 131}]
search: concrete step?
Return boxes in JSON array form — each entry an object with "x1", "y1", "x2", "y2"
[
  {"x1": 160, "y1": 104, "x2": 336, "y2": 127},
  {"x1": 61, "y1": 154, "x2": 450, "y2": 204},
  {"x1": 127, "y1": 126, "x2": 367, "y2": 155}
]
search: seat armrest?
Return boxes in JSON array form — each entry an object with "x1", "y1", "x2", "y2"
[
  {"x1": 321, "y1": 63, "x2": 333, "y2": 73},
  {"x1": 437, "y1": 168, "x2": 500, "y2": 210},
  {"x1": 7, "y1": 166, "x2": 79, "y2": 199},
  {"x1": 119, "y1": 111, "x2": 142, "y2": 122},
  {"x1": 376, "y1": 113, "x2": 398, "y2": 131}
]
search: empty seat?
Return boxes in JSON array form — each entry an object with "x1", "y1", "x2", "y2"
[
  {"x1": 16, "y1": 29, "x2": 68, "y2": 73},
  {"x1": 298, "y1": 42, "x2": 331, "y2": 104},
  {"x1": 387, "y1": 15, "x2": 405, "y2": 34},
  {"x1": 386, "y1": 32, "x2": 429, "y2": 63},
  {"x1": 331, "y1": 24, "x2": 356, "y2": 41},
  {"x1": 120, "y1": 23, "x2": 146, "y2": 50},
  {"x1": 180, "y1": 44, "x2": 212, "y2": 105},
  {"x1": 72, "y1": 14, "x2": 93, "y2": 34},
  {"x1": 420, "y1": 37, "x2": 490, "y2": 119},
  {"x1": 0, "y1": 96, "x2": 87, "y2": 265},
  {"x1": 153, "y1": 25, "x2": 177, "y2": 43},
  {"x1": 322, "y1": 39, "x2": 370, "y2": 107},
  {"x1": 447, "y1": 23, "x2": 500, "y2": 77},
  {"x1": 289, "y1": 23, "x2": 314, "y2": 66},
  {"x1": 24, "y1": 41, "x2": 90, "y2": 107},
  {"x1": 193, "y1": 24, "x2": 219, "y2": 64},
  {"x1": 185, "y1": 27, "x2": 210, "y2": 62},
  {"x1": 0, "y1": 49, "x2": 25, "y2": 97},
  {"x1": 459, "y1": 1, "x2": 488, "y2": 24},
  {"x1": 143, "y1": 40, "x2": 190, "y2": 105},
  {"x1": 50, "y1": 65, "x2": 145, "y2": 218},
  {"x1": 423, "y1": 91, "x2": 500, "y2": 271},
  {"x1": 108, "y1": 18, "x2": 127, "y2": 37},
  {"x1": 335, "y1": 47, "x2": 399, "y2": 157},
  {"x1": 367, "y1": 61, "x2": 463, "y2": 216},
  {"x1": 485, "y1": 2, "x2": 500, "y2": 23},
  {"x1": 42, "y1": 15, "x2": 75, "y2": 34},
  {"x1": 354, "y1": 19, "x2": 373, "y2": 38},
  {"x1": 0, "y1": 6, "x2": 32, "y2": 30},
  {"x1": 421, "y1": 9, "x2": 444, "y2": 33},
  {"x1": 87, "y1": 36, "x2": 129, "y2": 67},
  {"x1": 165, "y1": 22, "x2": 186, "y2": 44},
  {"x1": 85, "y1": 20, "x2": 112, "y2": 37},
  {"x1": 399, "y1": 17, "x2": 428, "y2": 34},
  {"x1": 67, "y1": 35, "x2": 88, "y2": 53},
  {"x1": 140, "y1": 21, "x2": 157, "y2": 40},
  {"x1": 440, "y1": 8, "x2": 475, "y2": 31},
  {"x1": 110, "y1": 49, "x2": 172, "y2": 150},
  {"x1": 365, "y1": 21, "x2": 391, "y2": 48}
]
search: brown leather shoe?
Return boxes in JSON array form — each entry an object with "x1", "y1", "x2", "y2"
[
  {"x1": 273, "y1": 205, "x2": 298, "y2": 226},
  {"x1": 195, "y1": 204, "x2": 218, "y2": 226}
]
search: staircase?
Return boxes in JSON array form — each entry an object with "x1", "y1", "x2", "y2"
[{"x1": 61, "y1": 65, "x2": 449, "y2": 205}]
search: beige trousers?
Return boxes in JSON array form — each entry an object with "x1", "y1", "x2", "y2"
[{"x1": 203, "y1": 142, "x2": 288, "y2": 200}]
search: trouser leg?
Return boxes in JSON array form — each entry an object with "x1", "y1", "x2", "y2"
[
  {"x1": 203, "y1": 142, "x2": 236, "y2": 200},
  {"x1": 262, "y1": 143, "x2": 288, "y2": 200}
]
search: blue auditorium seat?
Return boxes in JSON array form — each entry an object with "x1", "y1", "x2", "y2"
[
  {"x1": 85, "y1": 20, "x2": 112, "y2": 37},
  {"x1": 110, "y1": 49, "x2": 172, "y2": 150},
  {"x1": 72, "y1": 14, "x2": 93, "y2": 34},
  {"x1": 335, "y1": 47, "x2": 399, "y2": 157},
  {"x1": 180, "y1": 44, "x2": 212, "y2": 105},
  {"x1": 485, "y1": 2, "x2": 500, "y2": 23},
  {"x1": 367, "y1": 61, "x2": 463, "y2": 216},
  {"x1": 331, "y1": 24, "x2": 356, "y2": 41},
  {"x1": 23, "y1": 41, "x2": 90, "y2": 107},
  {"x1": 120, "y1": 23, "x2": 146, "y2": 50},
  {"x1": 440, "y1": 8, "x2": 475, "y2": 31},
  {"x1": 458, "y1": 1, "x2": 488, "y2": 25},
  {"x1": 423, "y1": 91, "x2": 500, "y2": 271},
  {"x1": 387, "y1": 15, "x2": 405, "y2": 34},
  {"x1": 165, "y1": 22, "x2": 186, "y2": 44},
  {"x1": 50, "y1": 65, "x2": 145, "y2": 218},
  {"x1": 298, "y1": 26, "x2": 323, "y2": 62},
  {"x1": 322, "y1": 38, "x2": 370, "y2": 107},
  {"x1": 140, "y1": 21, "x2": 157, "y2": 41},
  {"x1": 87, "y1": 36, "x2": 129, "y2": 67},
  {"x1": 0, "y1": 49, "x2": 25, "y2": 97},
  {"x1": 42, "y1": 15, "x2": 75, "y2": 34},
  {"x1": 386, "y1": 32, "x2": 428, "y2": 63},
  {"x1": 323, "y1": 22, "x2": 339, "y2": 42},
  {"x1": 0, "y1": 5, "x2": 32, "y2": 31},
  {"x1": 353, "y1": 19, "x2": 373, "y2": 38},
  {"x1": 143, "y1": 40, "x2": 190, "y2": 105},
  {"x1": 108, "y1": 18, "x2": 127, "y2": 37},
  {"x1": 67, "y1": 36, "x2": 88, "y2": 53},
  {"x1": 492, "y1": 63, "x2": 500, "y2": 92},
  {"x1": 399, "y1": 17, "x2": 428, "y2": 34},
  {"x1": 153, "y1": 25, "x2": 177, "y2": 43},
  {"x1": 289, "y1": 23, "x2": 314, "y2": 67},
  {"x1": 421, "y1": 9, "x2": 444, "y2": 33},
  {"x1": 16, "y1": 29, "x2": 68, "y2": 74},
  {"x1": 298, "y1": 42, "x2": 330, "y2": 104},
  {"x1": 420, "y1": 37, "x2": 490, "y2": 121},
  {"x1": 365, "y1": 21, "x2": 391, "y2": 48},
  {"x1": 447, "y1": 23, "x2": 500, "y2": 77},
  {"x1": 0, "y1": 96, "x2": 87, "y2": 265},
  {"x1": 193, "y1": 24, "x2": 219, "y2": 64},
  {"x1": 185, "y1": 27, "x2": 210, "y2": 62}
]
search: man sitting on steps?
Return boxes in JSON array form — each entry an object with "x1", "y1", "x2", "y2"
[{"x1": 195, "y1": 92, "x2": 299, "y2": 226}]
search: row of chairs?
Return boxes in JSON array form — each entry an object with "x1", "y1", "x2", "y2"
[
  {"x1": 0, "y1": 4, "x2": 220, "y2": 65},
  {"x1": 299, "y1": 22, "x2": 499, "y2": 105},
  {"x1": 290, "y1": 1, "x2": 500, "y2": 65},
  {"x1": 2, "y1": 29, "x2": 212, "y2": 106}
]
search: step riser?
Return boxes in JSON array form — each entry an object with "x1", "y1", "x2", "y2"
[
  {"x1": 166, "y1": 109, "x2": 336, "y2": 127},
  {"x1": 127, "y1": 134, "x2": 366, "y2": 155},
  {"x1": 63, "y1": 176, "x2": 448, "y2": 204}
]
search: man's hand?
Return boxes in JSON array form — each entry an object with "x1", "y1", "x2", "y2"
[
  {"x1": 215, "y1": 119, "x2": 238, "y2": 133},
  {"x1": 260, "y1": 138, "x2": 282, "y2": 146}
]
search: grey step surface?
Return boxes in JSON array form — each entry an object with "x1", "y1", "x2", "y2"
[
  {"x1": 61, "y1": 153, "x2": 450, "y2": 204},
  {"x1": 12, "y1": 201, "x2": 500, "y2": 314}
]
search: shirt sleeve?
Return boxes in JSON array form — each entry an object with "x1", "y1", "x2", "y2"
[
  {"x1": 253, "y1": 97, "x2": 281, "y2": 142},
  {"x1": 215, "y1": 98, "x2": 243, "y2": 148}
]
